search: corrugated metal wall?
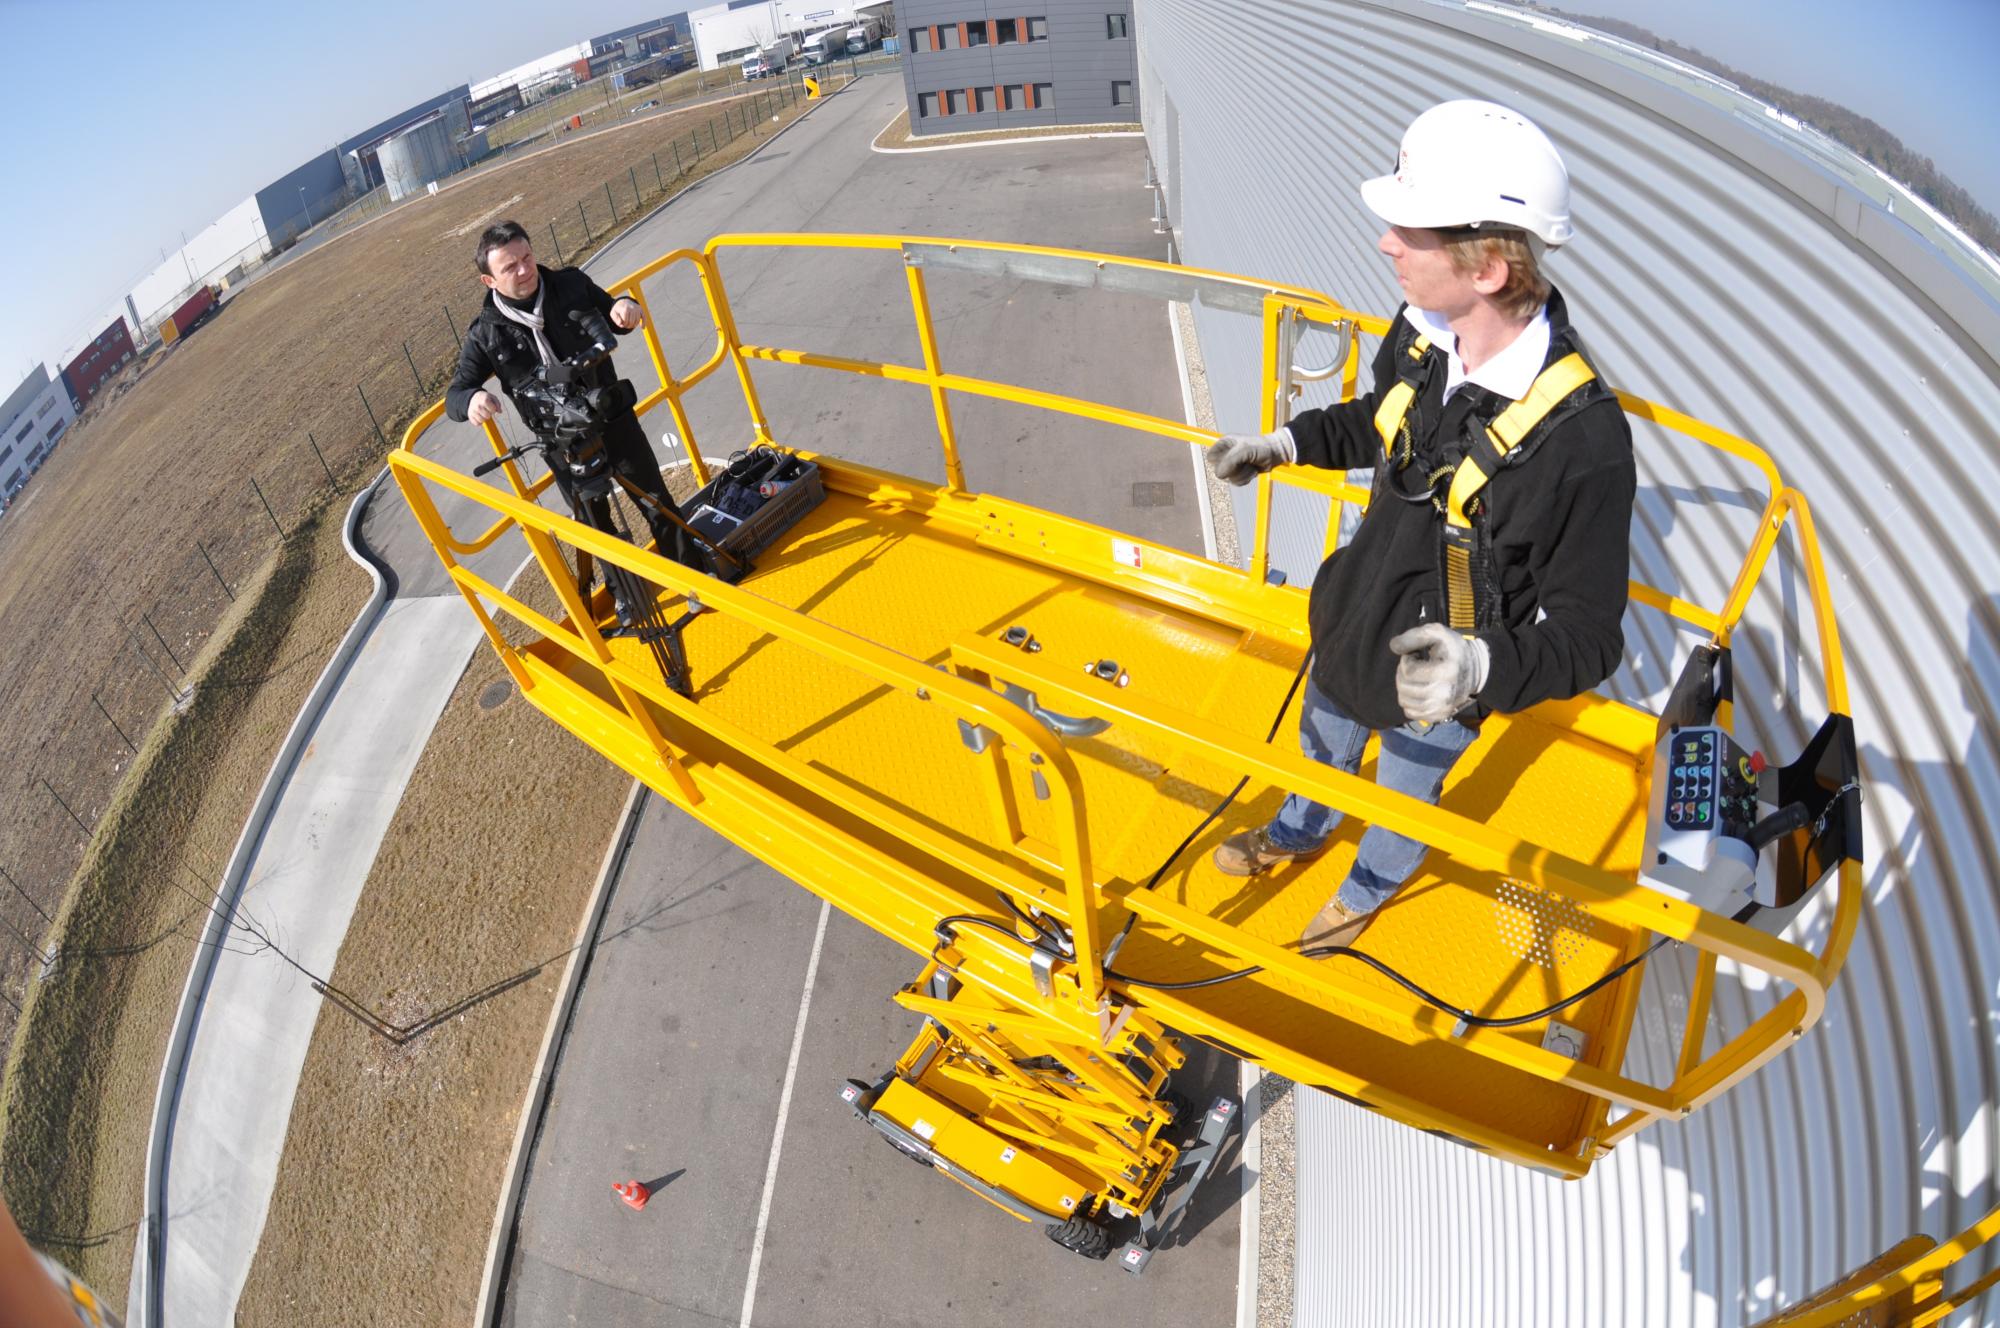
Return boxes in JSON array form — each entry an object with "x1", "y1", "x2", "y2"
[{"x1": 1134, "y1": 1, "x2": 2000, "y2": 1324}]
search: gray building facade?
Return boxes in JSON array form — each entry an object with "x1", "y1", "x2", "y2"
[
  {"x1": 896, "y1": 0, "x2": 1136, "y2": 135},
  {"x1": 253, "y1": 149, "x2": 350, "y2": 249},
  {"x1": 1133, "y1": 3, "x2": 2000, "y2": 1325}
]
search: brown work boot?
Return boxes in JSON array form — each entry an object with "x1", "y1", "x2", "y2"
[
  {"x1": 1212, "y1": 826, "x2": 1313, "y2": 877},
  {"x1": 1299, "y1": 893, "x2": 1370, "y2": 950}
]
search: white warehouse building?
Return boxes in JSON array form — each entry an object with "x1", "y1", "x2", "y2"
[
  {"x1": 0, "y1": 366, "x2": 76, "y2": 505},
  {"x1": 689, "y1": 0, "x2": 859, "y2": 71}
]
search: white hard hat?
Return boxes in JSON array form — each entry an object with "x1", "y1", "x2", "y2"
[{"x1": 1360, "y1": 100, "x2": 1574, "y2": 249}]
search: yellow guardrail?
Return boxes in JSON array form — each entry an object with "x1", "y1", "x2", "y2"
[
  {"x1": 1757, "y1": 1202, "x2": 2000, "y2": 1327},
  {"x1": 390, "y1": 233, "x2": 1859, "y2": 1171}
]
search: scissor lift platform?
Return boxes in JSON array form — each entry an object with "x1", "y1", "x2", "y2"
[
  {"x1": 391, "y1": 234, "x2": 1859, "y2": 1223},
  {"x1": 517, "y1": 461, "x2": 1656, "y2": 1168}
]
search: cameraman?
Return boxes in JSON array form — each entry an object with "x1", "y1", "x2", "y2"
[{"x1": 445, "y1": 220, "x2": 707, "y2": 615}]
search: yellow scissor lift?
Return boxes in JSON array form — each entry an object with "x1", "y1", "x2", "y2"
[{"x1": 389, "y1": 234, "x2": 1864, "y2": 1269}]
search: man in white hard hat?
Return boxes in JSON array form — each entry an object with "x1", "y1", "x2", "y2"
[{"x1": 1206, "y1": 100, "x2": 1636, "y2": 950}]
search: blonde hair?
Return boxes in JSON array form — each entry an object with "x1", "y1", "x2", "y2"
[{"x1": 1443, "y1": 228, "x2": 1549, "y2": 320}]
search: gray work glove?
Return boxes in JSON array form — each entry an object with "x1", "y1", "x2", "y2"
[
  {"x1": 1390, "y1": 624, "x2": 1491, "y2": 724},
  {"x1": 1206, "y1": 427, "x2": 1296, "y2": 485}
]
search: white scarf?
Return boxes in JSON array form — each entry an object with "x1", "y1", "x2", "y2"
[{"x1": 492, "y1": 284, "x2": 556, "y2": 366}]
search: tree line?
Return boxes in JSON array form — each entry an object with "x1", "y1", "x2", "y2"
[{"x1": 1547, "y1": 6, "x2": 2000, "y2": 256}]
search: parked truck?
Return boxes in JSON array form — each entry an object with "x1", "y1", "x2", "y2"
[
  {"x1": 846, "y1": 17, "x2": 881, "y2": 53},
  {"x1": 739, "y1": 35, "x2": 794, "y2": 79},
  {"x1": 157, "y1": 286, "x2": 218, "y2": 347},
  {"x1": 801, "y1": 25, "x2": 850, "y2": 64}
]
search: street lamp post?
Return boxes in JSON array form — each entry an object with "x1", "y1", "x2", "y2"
[{"x1": 299, "y1": 186, "x2": 310, "y2": 231}]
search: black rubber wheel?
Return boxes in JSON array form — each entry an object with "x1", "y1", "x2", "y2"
[{"x1": 1046, "y1": 1214, "x2": 1113, "y2": 1260}]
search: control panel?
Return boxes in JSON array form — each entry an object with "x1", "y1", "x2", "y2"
[{"x1": 1641, "y1": 724, "x2": 1769, "y2": 915}]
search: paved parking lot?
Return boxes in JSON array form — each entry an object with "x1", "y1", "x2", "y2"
[{"x1": 494, "y1": 77, "x2": 1246, "y2": 1327}]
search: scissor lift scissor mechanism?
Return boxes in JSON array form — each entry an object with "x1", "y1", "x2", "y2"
[{"x1": 390, "y1": 234, "x2": 1869, "y2": 1270}]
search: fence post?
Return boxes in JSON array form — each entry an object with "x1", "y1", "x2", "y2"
[
  {"x1": 673, "y1": 140, "x2": 684, "y2": 175},
  {"x1": 630, "y1": 164, "x2": 642, "y2": 210},
  {"x1": 606, "y1": 180, "x2": 618, "y2": 223},
  {"x1": 249, "y1": 476, "x2": 286, "y2": 538},
  {"x1": 358, "y1": 383, "x2": 388, "y2": 448},
  {"x1": 443, "y1": 302, "x2": 460, "y2": 346},
  {"x1": 141, "y1": 609, "x2": 184, "y2": 673},
  {"x1": 197, "y1": 541, "x2": 234, "y2": 600},
  {"x1": 92, "y1": 693, "x2": 138, "y2": 755},
  {"x1": 709, "y1": 122, "x2": 719, "y2": 154},
  {"x1": 40, "y1": 778, "x2": 90, "y2": 838},
  {"x1": 652, "y1": 152, "x2": 663, "y2": 191},
  {"x1": 579, "y1": 201, "x2": 593, "y2": 244},
  {"x1": 550, "y1": 221, "x2": 565, "y2": 266},
  {"x1": 306, "y1": 430, "x2": 337, "y2": 488},
  {"x1": 129, "y1": 628, "x2": 182, "y2": 699},
  {"x1": 0, "y1": 865, "x2": 51, "y2": 925},
  {"x1": 403, "y1": 340, "x2": 425, "y2": 393}
]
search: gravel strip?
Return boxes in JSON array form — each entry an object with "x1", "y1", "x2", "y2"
[{"x1": 1255, "y1": 1074, "x2": 1297, "y2": 1327}]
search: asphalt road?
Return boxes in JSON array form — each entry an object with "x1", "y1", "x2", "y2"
[{"x1": 489, "y1": 76, "x2": 1243, "y2": 1327}]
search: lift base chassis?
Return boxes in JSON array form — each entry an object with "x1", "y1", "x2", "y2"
[{"x1": 841, "y1": 1011, "x2": 1240, "y2": 1275}]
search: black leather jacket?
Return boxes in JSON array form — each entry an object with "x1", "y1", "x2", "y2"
[{"x1": 444, "y1": 264, "x2": 629, "y2": 424}]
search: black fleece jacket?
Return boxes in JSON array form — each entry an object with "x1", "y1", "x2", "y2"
[
  {"x1": 1284, "y1": 289, "x2": 1635, "y2": 731},
  {"x1": 444, "y1": 265, "x2": 627, "y2": 423}
]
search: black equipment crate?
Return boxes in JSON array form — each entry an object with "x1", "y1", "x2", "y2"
[{"x1": 684, "y1": 452, "x2": 825, "y2": 578}]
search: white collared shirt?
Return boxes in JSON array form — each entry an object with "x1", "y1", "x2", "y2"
[{"x1": 1401, "y1": 303, "x2": 1551, "y2": 404}]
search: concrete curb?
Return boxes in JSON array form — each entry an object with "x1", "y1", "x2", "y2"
[
  {"x1": 133, "y1": 467, "x2": 394, "y2": 1328},
  {"x1": 1236, "y1": 1062, "x2": 1263, "y2": 1328},
  {"x1": 471, "y1": 781, "x2": 649, "y2": 1327}
]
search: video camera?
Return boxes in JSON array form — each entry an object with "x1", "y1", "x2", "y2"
[{"x1": 510, "y1": 307, "x2": 639, "y2": 500}]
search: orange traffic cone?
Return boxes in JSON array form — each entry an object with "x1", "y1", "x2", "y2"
[{"x1": 612, "y1": 1179, "x2": 651, "y2": 1211}]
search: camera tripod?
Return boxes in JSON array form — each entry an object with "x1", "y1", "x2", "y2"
[{"x1": 474, "y1": 439, "x2": 748, "y2": 699}]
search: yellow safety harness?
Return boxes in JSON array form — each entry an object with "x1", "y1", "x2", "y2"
[{"x1": 1371, "y1": 329, "x2": 1608, "y2": 630}]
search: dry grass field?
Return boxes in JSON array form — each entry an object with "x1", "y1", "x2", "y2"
[
  {"x1": 0, "y1": 507, "x2": 369, "y2": 1303},
  {"x1": 0, "y1": 75, "x2": 827, "y2": 1309}
]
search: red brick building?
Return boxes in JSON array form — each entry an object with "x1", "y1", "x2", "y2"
[{"x1": 62, "y1": 318, "x2": 136, "y2": 408}]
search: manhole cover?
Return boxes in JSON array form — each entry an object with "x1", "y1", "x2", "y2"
[
  {"x1": 478, "y1": 679, "x2": 514, "y2": 711},
  {"x1": 1131, "y1": 481, "x2": 1176, "y2": 508}
]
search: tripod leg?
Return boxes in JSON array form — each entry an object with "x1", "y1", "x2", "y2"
[{"x1": 587, "y1": 491, "x2": 692, "y2": 697}]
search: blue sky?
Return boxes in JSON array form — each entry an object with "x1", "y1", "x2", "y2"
[
  {"x1": 1551, "y1": 0, "x2": 2000, "y2": 214},
  {"x1": 0, "y1": 0, "x2": 1995, "y2": 386}
]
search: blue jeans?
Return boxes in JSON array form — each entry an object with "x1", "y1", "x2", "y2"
[{"x1": 1264, "y1": 681, "x2": 1477, "y2": 914}]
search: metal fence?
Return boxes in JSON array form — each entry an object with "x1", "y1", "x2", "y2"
[
  {"x1": 0, "y1": 65, "x2": 854, "y2": 1026},
  {"x1": 307, "y1": 60, "x2": 872, "y2": 252}
]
